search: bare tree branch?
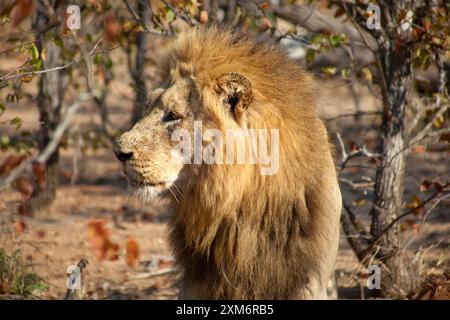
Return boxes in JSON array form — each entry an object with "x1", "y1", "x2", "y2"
[
  {"x1": 0, "y1": 40, "x2": 119, "y2": 84},
  {"x1": 0, "y1": 93, "x2": 93, "y2": 190}
]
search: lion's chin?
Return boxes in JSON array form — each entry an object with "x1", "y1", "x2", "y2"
[
  {"x1": 129, "y1": 184, "x2": 166, "y2": 202},
  {"x1": 126, "y1": 176, "x2": 178, "y2": 202}
]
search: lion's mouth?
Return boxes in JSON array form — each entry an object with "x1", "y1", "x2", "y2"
[
  {"x1": 120, "y1": 165, "x2": 167, "y2": 188},
  {"x1": 128, "y1": 177, "x2": 167, "y2": 187},
  {"x1": 120, "y1": 165, "x2": 180, "y2": 202}
]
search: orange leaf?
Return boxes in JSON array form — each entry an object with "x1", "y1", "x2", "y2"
[
  {"x1": 369, "y1": 157, "x2": 381, "y2": 166},
  {"x1": 334, "y1": 8, "x2": 345, "y2": 18},
  {"x1": 352, "y1": 198, "x2": 366, "y2": 208},
  {"x1": 439, "y1": 133, "x2": 450, "y2": 143},
  {"x1": 158, "y1": 259, "x2": 173, "y2": 269},
  {"x1": 413, "y1": 145, "x2": 426, "y2": 154},
  {"x1": 10, "y1": 0, "x2": 34, "y2": 28},
  {"x1": 406, "y1": 194, "x2": 421, "y2": 209},
  {"x1": 406, "y1": 194, "x2": 424, "y2": 216},
  {"x1": 106, "y1": 242, "x2": 119, "y2": 261},
  {"x1": 411, "y1": 223, "x2": 420, "y2": 235},
  {"x1": 419, "y1": 180, "x2": 432, "y2": 192},
  {"x1": 125, "y1": 238, "x2": 140, "y2": 267},
  {"x1": 104, "y1": 14, "x2": 121, "y2": 43},
  {"x1": 87, "y1": 220, "x2": 119, "y2": 261},
  {"x1": 16, "y1": 219, "x2": 26, "y2": 234},
  {"x1": 0, "y1": 154, "x2": 26, "y2": 176},
  {"x1": 17, "y1": 203, "x2": 29, "y2": 216},
  {"x1": 349, "y1": 141, "x2": 359, "y2": 152},
  {"x1": 32, "y1": 162, "x2": 46, "y2": 188},
  {"x1": 14, "y1": 176, "x2": 33, "y2": 198},
  {"x1": 259, "y1": 1, "x2": 270, "y2": 10}
]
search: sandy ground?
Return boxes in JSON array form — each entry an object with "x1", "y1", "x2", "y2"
[{"x1": 0, "y1": 51, "x2": 448, "y2": 299}]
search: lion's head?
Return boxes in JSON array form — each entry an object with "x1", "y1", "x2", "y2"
[
  {"x1": 113, "y1": 76, "x2": 192, "y2": 200},
  {"x1": 113, "y1": 27, "x2": 290, "y2": 202},
  {"x1": 113, "y1": 67, "x2": 261, "y2": 201}
]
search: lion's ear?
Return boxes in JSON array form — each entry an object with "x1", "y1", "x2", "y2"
[{"x1": 214, "y1": 73, "x2": 253, "y2": 122}]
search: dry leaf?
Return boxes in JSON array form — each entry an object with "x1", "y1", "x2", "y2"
[
  {"x1": 17, "y1": 204, "x2": 28, "y2": 216},
  {"x1": 411, "y1": 223, "x2": 420, "y2": 235},
  {"x1": 87, "y1": 220, "x2": 120, "y2": 261},
  {"x1": 361, "y1": 67, "x2": 373, "y2": 83},
  {"x1": 419, "y1": 180, "x2": 432, "y2": 192},
  {"x1": 32, "y1": 162, "x2": 46, "y2": 187},
  {"x1": 406, "y1": 194, "x2": 421, "y2": 209},
  {"x1": 105, "y1": 15, "x2": 121, "y2": 43},
  {"x1": 259, "y1": 2, "x2": 270, "y2": 10},
  {"x1": 10, "y1": 0, "x2": 35, "y2": 28},
  {"x1": 413, "y1": 145, "x2": 426, "y2": 154},
  {"x1": 349, "y1": 141, "x2": 359, "y2": 152},
  {"x1": 16, "y1": 219, "x2": 26, "y2": 234},
  {"x1": 158, "y1": 258, "x2": 174, "y2": 269},
  {"x1": 405, "y1": 194, "x2": 424, "y2": 216},
  {"x1": 433, "y1": 115, "x2": 444, "y2": 129},
  {"x1": 36, "y1": 229, "x2": 46, "y2": 239},
  {"x1": 125, "y1": 238, "x2": 140, "y2": 267},
  {"x1": 15, "y1": 176, "x2": 33, "y2": 198},
  {"x1": 0, "y1": 154, "x2": 26, "y2": 176},
  {"x1": 439, "y1": 133, "x2": 450, "y2": 143}
]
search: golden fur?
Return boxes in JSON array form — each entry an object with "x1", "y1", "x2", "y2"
[{"x1": 114, "y1": 26, "x2": 341, "y2": 299}]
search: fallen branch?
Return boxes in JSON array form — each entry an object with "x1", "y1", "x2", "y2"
[{"x1": 64, "y1": 259, "x2": 89, "y2": 300}]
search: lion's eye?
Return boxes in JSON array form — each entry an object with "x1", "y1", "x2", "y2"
[{"x1": 162, "y1": 111, "x2": 180, "y2": 123}]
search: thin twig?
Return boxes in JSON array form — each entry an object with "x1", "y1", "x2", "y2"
[{"x1": 0, "y1": 40, "x2": 120, "y2": 83}]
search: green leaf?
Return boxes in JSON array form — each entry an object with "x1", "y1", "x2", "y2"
[
  {"x1": 93, "y1": 54, "x2": 102, "y2": 65},
  {"x1": 30, "y1": 43, "x2": 39, "y2": 60},
  {"x1": 0, "y1": 102, "x2": 6, "y2": 115},
  {"x1": 306, "y1": 48, "x2": 316, "y2": 65},
  {"x1": 341, "y1": 68, "x2": 350, "y2": 78},
  {"x1": 104, "y1": 55, "x2": 113, "y2": 70},
  {"x1": 165, "y1": 8, "x2": 176, "y2": 23},
  {"x1": 10, "y1": 116, "x2": 22, "y2": 129},
  {"x1": 329, "y1": 34, "x2": 346, "y2": 47},
  {"x1": 311, "y1": 33, "x2": 325, "y2": 45},
  {"x1": 0, "y1": 134, "x2": 10, "y2": 147},
  {"x1": 53, "y1": 36, "x2": 64, "y2": 50},
  {"x1": 322, "y1": 67, "x2": 337, "y2": 76},
  {"x1": 361, "y1": 67, "x2": 372, "y2": 83},
  {"x1": 34, "y1": 59, "x2": 42, "y2": 71},
  {"x1": 1, "y1": 15, "x2": 10, "y2": 25}
]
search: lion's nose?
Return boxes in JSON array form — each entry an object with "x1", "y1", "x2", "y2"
[{"x1": 114, "y1": 150, "x2": 133, "y2": 162}]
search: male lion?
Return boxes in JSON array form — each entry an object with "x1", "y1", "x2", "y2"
[{"x1": 114, "y1": 26, "x2": 341, "y2": 299}]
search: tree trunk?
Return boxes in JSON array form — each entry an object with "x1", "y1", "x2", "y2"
[
  {"x1": 131, "y1": 0, "x2": 149, "y2": 124},
  {"x1": 26, "y1": 1, "x2": 67, "y2": 215},
  {"x1": 369, "y1": 25, "x2": 420, "y2": 297}
]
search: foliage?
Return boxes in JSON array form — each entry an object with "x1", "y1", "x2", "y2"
[{"x1": 0, "y1": 248, "x2": 48, "y2": 297}]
